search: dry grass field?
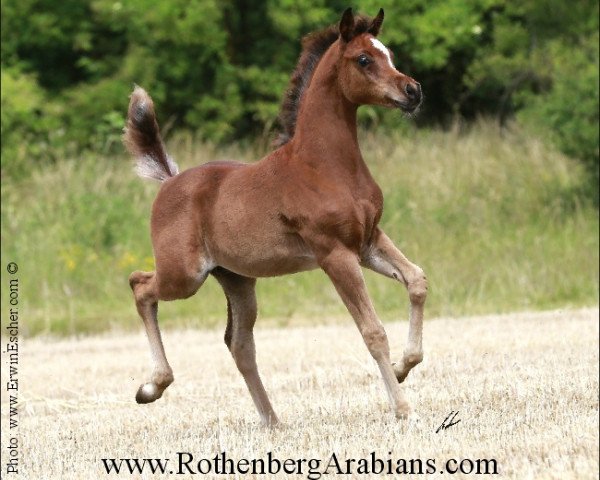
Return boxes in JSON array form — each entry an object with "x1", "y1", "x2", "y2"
[{"x1": 1, "y1": 307, "x2": 598, "y2": 479}]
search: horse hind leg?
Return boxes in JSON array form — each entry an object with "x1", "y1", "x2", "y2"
[
  {"x1": 212, "y1": 268, "x2": 279, "y2": 426},
  {"x1": 129, "y1": 270, "x2": 173, "y2": 403},
  {"x1": 129, "y1": 264, "x2": 208, "y2": 404}
]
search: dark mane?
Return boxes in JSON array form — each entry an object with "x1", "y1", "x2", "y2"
[{"x1": 273, "y1": 15, "x2": 374, "y2": 148}]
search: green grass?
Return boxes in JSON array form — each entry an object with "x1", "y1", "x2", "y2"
[{"x1": 1, "y1": 120, "x2": 598, "y2": 335}]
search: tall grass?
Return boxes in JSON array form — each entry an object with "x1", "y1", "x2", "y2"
[{"x1": 1, "y1": 120, "x2": 597, "y2": 335}]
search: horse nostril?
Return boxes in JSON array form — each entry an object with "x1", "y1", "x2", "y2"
[{"x1": 405, "y1": 82, "x2": 420, "y2": 102}]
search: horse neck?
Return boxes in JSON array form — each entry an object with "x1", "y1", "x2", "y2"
[{"x1": 290, "y1": 43, "x2": 364, "y2": 173}]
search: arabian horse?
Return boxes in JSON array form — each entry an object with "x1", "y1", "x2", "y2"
[{"x1": 124, "y1": 8, "x2": 427, "y2": 425}]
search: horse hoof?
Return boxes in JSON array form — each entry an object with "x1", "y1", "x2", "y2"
[
  {"x1": 392, "y1": 362, "x2": 409, "y2": 383},
  {"x1": 407, "y1": 412, "x2": 421, "y2": 423},
  {"x1": 135, "y1": 383, "x2": 161, "y2": 404}
]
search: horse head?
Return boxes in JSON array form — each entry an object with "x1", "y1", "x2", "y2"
[{"x1": 337, "y1": 8, "x2": 422, "y2": 114}]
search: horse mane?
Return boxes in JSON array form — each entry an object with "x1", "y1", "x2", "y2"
[{"x1": 273, "y1": 15, "x2": 374, "y2": 148}]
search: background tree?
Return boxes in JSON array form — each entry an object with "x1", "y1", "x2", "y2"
[{"x1": 1, "y1": 0, "x2": 598, "y2": 201}]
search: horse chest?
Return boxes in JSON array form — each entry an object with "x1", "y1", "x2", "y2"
[{"x1": 302, "y1": 184, "x2": 383, "y2": 251}]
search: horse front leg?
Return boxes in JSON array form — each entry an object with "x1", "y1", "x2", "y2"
[
  {"x1": 318, "y1": 247, "x2": 412, "y2": 419},
  {"x1": 361, "y1": 228, "x2": 428, "y2": 383}
]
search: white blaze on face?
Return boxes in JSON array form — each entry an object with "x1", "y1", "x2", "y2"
[{"x1": 370, "y1": 38, "x2": 395, "y2": 70}]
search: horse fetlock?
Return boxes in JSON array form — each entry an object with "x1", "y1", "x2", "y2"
[
  {"x1": 393, "y1": 399, "x2": 412, "y2": 420},
  {"x1": 261, "y1": 412, "x2": 281, "y2": 428},
  {"x1": 151, "y1": 369, "x2": 174, "y2": 389},
  {"x1": 403, "y1": 349, "x2": 423, "y2": 367}
]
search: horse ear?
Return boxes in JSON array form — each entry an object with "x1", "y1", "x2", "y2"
[
  {"x1": 339, "y1": 7, "x2": 355, "y2": 43},
  {"x1": 368, "y1": 8, "x2": 384, "y2": 36}
]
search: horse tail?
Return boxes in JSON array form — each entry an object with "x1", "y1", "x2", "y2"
[{"x1": 123, "y1": 86, "x2": 179, "y2": 182}]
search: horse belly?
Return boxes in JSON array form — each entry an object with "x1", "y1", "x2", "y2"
[
  {"x1": 220, "y1": 253, "x2": 318, "y2": 278},
  {"x1": 208, "y1": 212, "x2": 318, "y2": 277},
  {"x1": 212, "y1": 234, "x2": 318, "y2": 277}
]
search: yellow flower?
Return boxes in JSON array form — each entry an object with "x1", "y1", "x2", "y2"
[
  {"x1": 118, "y1": 251, "x2": 137, "y2": 269},
  {"x1": 59, "y1": 248, "x2": 79, "y2": 271},
  {"x1": 143, "y1": 256, "x2": 155, "y2": 271}
]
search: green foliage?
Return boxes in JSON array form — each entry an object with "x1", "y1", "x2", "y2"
[
  {"x1": 0, "y1": 66, "x2": 63, "y2": 177},
  {"x1": 518, "y1": 35, "x2": 599, "y2": 203},
  {"x1": 1, "y1": 0, "x2": 598, "y2": 198}
]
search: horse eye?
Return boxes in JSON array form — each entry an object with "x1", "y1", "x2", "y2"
[{"x1": 357, "y1": 55, "x2": 370, "y2": 67}]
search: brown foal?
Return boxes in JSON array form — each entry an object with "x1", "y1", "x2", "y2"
[{"x1": 124, "y1": 8, "x2": 427, "y2": 426}]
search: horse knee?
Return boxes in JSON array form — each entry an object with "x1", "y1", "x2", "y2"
[
  {"x1": 363, "y1": 326, "x2": 390, "y2": 360},
  {"x1": 408, "y1": 268, "x2": 427, "y2": 305}
]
